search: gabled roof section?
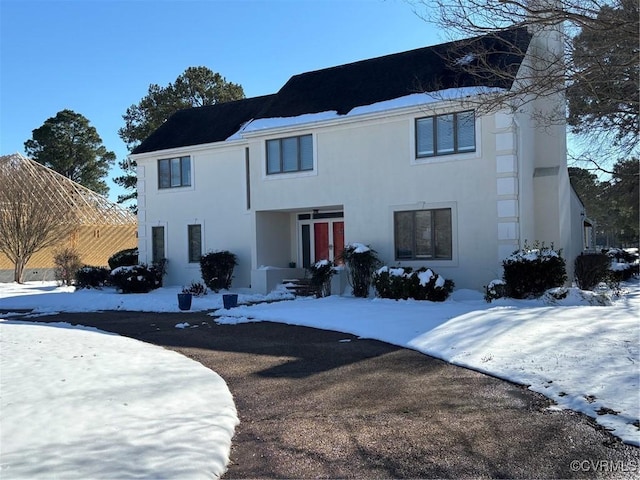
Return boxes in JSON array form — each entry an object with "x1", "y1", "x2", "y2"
[
  {"x1": 0, "y1": 153, "x2": 136, "y2": 226},
  {"x1": 131, "y1": 27, "x2": 532, "y2": 155},
  {"x1": 256, "y1": 27, "x2": 532, "y2": 119},
  {"x1": 132, "y1": 94, "x2": 276, "y2": 155}
]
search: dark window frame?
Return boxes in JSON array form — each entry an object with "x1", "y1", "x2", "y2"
[
  {"x1": 187, "y1": 224, "x2": 202, "y2": 263},
  {"x1": 415, "y1": 110, "x2": 475, "y2": 158},
  {"x1": 266, "y1": 134, "x2": 313, "y2": 175},
  {"x1": 394, "y1": 208, "x2": 453, "y2": 260},
  {"x1": 158, "y1": 156, "x2": 191, "y2": 189},
  {"x1": 151, "y1": 226, "x2": 165, "y2": 264}
]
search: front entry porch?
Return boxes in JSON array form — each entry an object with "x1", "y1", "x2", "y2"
[{"x1": 250, "y1": 207, "x2": 348, "y2": 294}]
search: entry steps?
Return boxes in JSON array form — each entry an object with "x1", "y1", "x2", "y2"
[{"x1": 281, "y1": 278, "x2": 318, "y2": 297}]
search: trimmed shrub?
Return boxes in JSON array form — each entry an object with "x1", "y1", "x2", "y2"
[
  {"x1": 307, "y1": 259, "x2": 336, "y2": 297},
  {"x1": 574, "y1": 253, "x2": 610, "y2": 290},
  {"x1": 200, "y1": 250, "x2": 237, "y2": 292},
  {"x1": 108, "y1": 248, "x2": 138, "y2": 270},
  {"x1": 338, "y1": 243, "x2": 381, "y2": 298},
  {"x1": 484, "y1": 279, "x2": 507, "y2": 303},
  {"x1": 373, "y1": 266, "x2": 454, "y2": 302},
  {"x1": 53, "y1": 248, "x2": 83, "y2": 286},
  {"x1": 75, "y1": 266, "x2": 111, "y2": 289},
  {"x1": 373, "y1": 266, "x2": 409, "y2": 299},
  {"x1": 502, "y1": 242, "x2": 567, "y2": 299},
  {"x1": 110, "y1": 264, "x2": 163, "y2": 293}
]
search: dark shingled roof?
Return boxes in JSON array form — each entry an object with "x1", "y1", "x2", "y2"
[
  {"x1": 132, "y1": 94, "x2": 275, "y2": 154},
  {"x1": 257, "y1": 27, "x2": 532, "y2": 119},
  {"x1": 133, "y1": 27, "x2": 531, "y2": 154}
]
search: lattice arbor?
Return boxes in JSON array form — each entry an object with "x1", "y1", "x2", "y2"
[{"x1": 0, "y1": 154, "x2": 137, "y2": 282}]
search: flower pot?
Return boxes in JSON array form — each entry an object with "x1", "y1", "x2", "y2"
[
  {"x1": 177, "y1": 293, "x2": 192, "y2": 311},
  {"x1": 222, "y1": 293, "x2": 238, "y2": 309}
]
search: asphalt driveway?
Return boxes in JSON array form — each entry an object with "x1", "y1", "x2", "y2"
[{"x1": 25, "y1": 311, "x2": 640, "y2": 478}]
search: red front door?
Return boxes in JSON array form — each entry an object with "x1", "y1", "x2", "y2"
[
  {"x1": 333, "y1": 221, "x2": 345, "y2": 265},
  {"x1": 312, "y1": 221, "x2": 344, "y2": 264},
  {"x1": 314, "y1": 223, "x2": 330, "y2": 263}
]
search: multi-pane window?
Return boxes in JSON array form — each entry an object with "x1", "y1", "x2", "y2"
[
  {"x1": 151, "y1": 226, "x2": 165, "y2": 263},
  {"x1": 416, "y1": 111, "x2": 475, "y2": 158},
  {"x1": 394, "y1": 209, "x2": 452, "y2": 260},
  {"x1": 158, "y1": 156, "x2": 191, "y2": 188},
  {"x1": 266, "y1": 134, "x2": 313, "y2": 174},
  {"x1": 188, "y1": 224, "x2": 202, "y2": 263}
]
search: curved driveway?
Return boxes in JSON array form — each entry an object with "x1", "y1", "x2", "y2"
[{"x1": 35, "y1": 311, "x2": 639, "y2": 479}]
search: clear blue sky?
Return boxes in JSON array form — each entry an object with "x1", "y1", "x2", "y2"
[{"x1": 0, "y1": 0, "x2": 441, "y2": 203}]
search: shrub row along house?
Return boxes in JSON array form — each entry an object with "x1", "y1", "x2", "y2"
[
  {"x1": 130, "y1": 26, "x2": 590, "y2": 294},
  {"x1": 0, "y1": 153, "x2": 137, "y2": 282}
]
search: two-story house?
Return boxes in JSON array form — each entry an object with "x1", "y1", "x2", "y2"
[{"x1": 130, "y1": 26, "x2": 587, "y2": 294}]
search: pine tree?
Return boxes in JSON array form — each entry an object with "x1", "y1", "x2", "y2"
[
  {"x1": 24, "y1": 109, "x2": 115, "y2": 195},
  {"x1": 115, "y1": 67, "x2": 245, "y2": 208}
]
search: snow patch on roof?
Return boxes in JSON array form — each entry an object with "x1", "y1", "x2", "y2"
[{"x1": 228, "y1": 86, "x2": 503, "y2": 139}]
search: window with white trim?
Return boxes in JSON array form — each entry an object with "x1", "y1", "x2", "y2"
[
  {"x1": 416, "y1": 111, "x2": 475, "y2": 158},
  {"x1": 266, "y1": 134, "x2": 313, "y2": 174},
  {"x1": 394, "y1": 209, "x2": 452, "y2": 260},
  {"x1": 158, "y1": 156, "x2": 191, "y2": 188}
]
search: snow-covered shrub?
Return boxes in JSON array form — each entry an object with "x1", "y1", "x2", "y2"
[
  {"x1": 53, "y1": 248, "x2": 83, "y2": 286},
  {"x1": 605, "y1": 248, "x2": 638, "y2": 282},
  {"x1": 182, "y1": 281, "x2": 207, "y2": 297},
  {"x1": 484, "y1": 279, "x2": 507, "y2": 303},
  {"x1": 502, "y1": 242, "x2": 567, "y2": 299},
  {"x1": 307, "y1": 259, "x2": 336, "y2": 297},
  {"x1": 373, "y1": 266, "x2": 454, "y2": 302},
  {"x1": 542, "y1": 287, "x2": 611, "y2": 306},
  {"x1": 75, "y1": 266, "x2": 111, "y2": 289},
  {"x1": 110, "y1": 264, "x2": 163, "y2": 294},
  {"x1": 338, "y1": 243, "x2": 380, "y2": 298},
  {"x1": 199, "y1": 250, "x2": 237, "y2": 292},
  {"x1": 372, "y1": 266, "x2": 408, "y2": 299},
  {"x1": 574, "y1": 252, "x2": 610, "y2": 290},
  {"x1": 108, "y1": 248, "x2": 138, "y2": 270}
]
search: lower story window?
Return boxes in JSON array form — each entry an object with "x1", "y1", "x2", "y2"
[
  {"x1": 151, "y1": 226, "x2": 165, "y2": 263},
  {"x1": 188, "y1": 224, "x2": 202, "y2": 263},
  {"x1": 394, "y1": 209, "x2": 452, "y2": 260}
]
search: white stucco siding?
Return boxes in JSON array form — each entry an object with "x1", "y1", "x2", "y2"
[
  {"x1": 135, "y1": 144, "x2": 253, "y2": 288},
  {"x1": 248, "y1": 109, "x2": 504, "y2": 290}
]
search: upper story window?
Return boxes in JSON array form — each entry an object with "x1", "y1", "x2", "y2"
[
  {"x1": 394, "y1": 208, "x2": 452, "y2": 260},
  {"x1": 416, "y1": 111, "x2": 475, "y2": 158},
  {"x1": 266, "y1": 134, "x2": 313, "y2": 174},
  {"x1": 158, "y1": 156, "x2": 191, "y2": 189}
]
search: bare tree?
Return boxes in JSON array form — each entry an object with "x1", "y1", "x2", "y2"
[
  {"x1": 410, "y1": 0, "x2": 638, "y2": 157},
  {"x1": 0, "y1": 156, "x2": 74, "y2": 283}
]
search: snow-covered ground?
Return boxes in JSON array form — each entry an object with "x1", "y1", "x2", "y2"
[{"x1": 1, "y1": 280, "x2": 639, "y2": 478}]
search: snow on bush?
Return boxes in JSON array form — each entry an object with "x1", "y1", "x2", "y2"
[
  {"x1": 502, "y1": 242, "x2": 567, "y2": 299},
  {"x1": 373, "y1": 266, "x2": 454, "y2": 302}
]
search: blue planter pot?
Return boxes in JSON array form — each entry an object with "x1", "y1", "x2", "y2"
[
  {"x1": 222, "y1": 293, "x2": 238, "y2": 309},
  {"x1": 177, "y1": 293, "x2": 192, "y2": 311}
]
